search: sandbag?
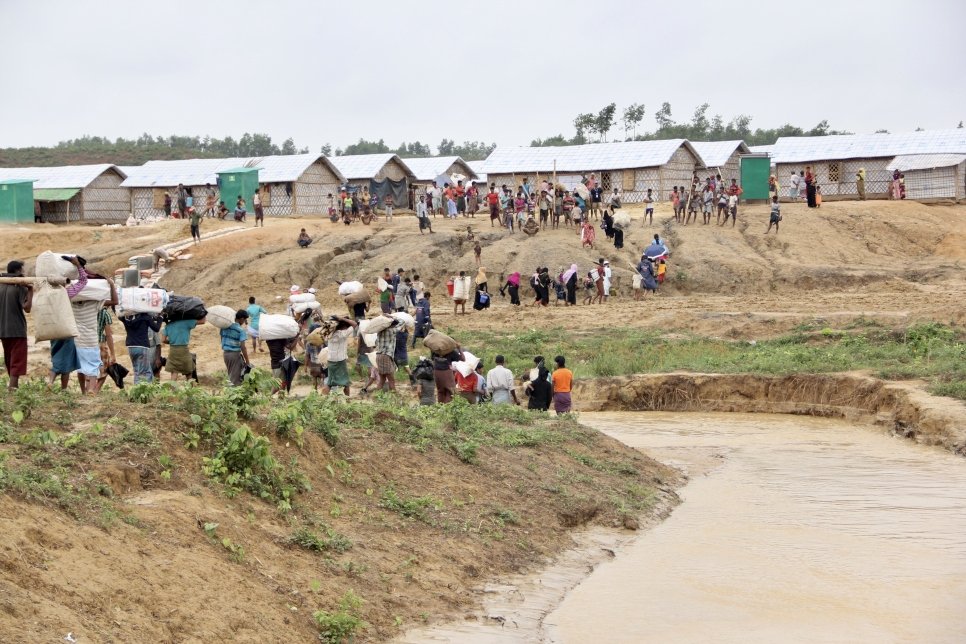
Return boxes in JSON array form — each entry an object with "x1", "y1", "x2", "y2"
[
  {"x1": 118, "y1": 287, "x2": 168, "y2": 314},
  {"x1": 452, "y1": 276, "x2": 471, "y2": 301},
  {"x1": 163, "y1": 295, "x2": 207, "y2": 322},
  {"x1": 338, "y1": 281, "x2": 364, "y2": 296},
  {"x1": 289, "y1": 293, "x2": 317, "y2": 304},
  {"x1": 365, "y1": 315, "x2": 394, "y2": 334},
  {"x1": 363, "y1": 334, "x2": 377, "y2": 348},
  {"x1": 313, "y1": 347, "x2": 329, "y2": 365},
  {"x1": 206, "y1": 305, "x2": 237, "y2": 330},
  {"x1": 391, "y1": 311, "x2": 415, "y2": 330},
  {"x1": 306, "y1": 325, "x2": 331, "y2": 347},
  {"x1": 423, "y1": 329, "x2": 458, "y2": 354},
  {"x1": 293, "y1": 301, "x2": 322, "y2": 314},
  {"x1": 72, "y1": 279, "x2": 112, "y2": 303},
  {"x1": 258, "y1": 314, "x2": 300, "y2": 341},
  {"x1": 613, "y1": 212, "x2": 631, "y2": 230},
  {"x1": 33, "y1": 283, "x2": 78, "y2": 342},
  {"x1": 377, "y1": 277, "x2": 389, "y2": 292},
  {"x1": 36, "y1": 251, "x2": 79, "y2": 280},
  {"x1": 344, "y1": 289, "x2": 371, "y2": 306}
]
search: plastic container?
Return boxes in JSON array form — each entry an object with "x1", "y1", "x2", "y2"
[{"x1": 446, "y1": 279, "x2": 454, "y2": 297}]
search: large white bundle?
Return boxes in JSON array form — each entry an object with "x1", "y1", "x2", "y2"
[
  {"x1": 118, "y1": 287, "x2": 169, "y2": 314},
  {"x1": 365, "y1": 315, "x2": 394, "y2": 334},
  {"x1": 363, "y1": 334, "x2": 377, "y2": 348},
  {"x1": 33, "y1": 283, "x2": 78, "y2": 342},
  {"x1": 206, "y1": 305, "x2": 237, "y2": 330},
  {"x1": 313, "y1": 347, "x2": 329, "y2": 365},
  {"x1": 36, "y1": 251, "x2": 79, "y2": 280},
  {"x1": 452, "y1": 276, "x2": 471, "y2": 301},
  {"x1": 338, "y1": 281, "x2": 364, "y2": 296},
  {"x1": 451, "y1": 351, "x2": 480, "y2": 378},
  {"x1": 258, "y1": 314, "x2": 300, "y2": 341},
  {"x1": 377, "y1": 277, "x2": 389, "y2": 292},
  {"x1": 289, "y1": 293, "x2": 317, "y2": 304},
  {"x1": 293, "y1": 301, "x2": 322, "y2": 314},
  {"x1": 613, "y1": 212, "x2": 631, "y2": 230},
  {"x1": 72, "y1": 279, "x2": 112, "y2": 303},
  {"x1": 391, "y1": 311, "x2": 415, "y2": 330}
]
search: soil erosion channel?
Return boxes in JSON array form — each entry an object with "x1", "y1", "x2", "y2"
[{"x1": 547, "y1": 412, "x2": 966, "y2": 643}]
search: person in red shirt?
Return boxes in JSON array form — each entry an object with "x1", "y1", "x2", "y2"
[
  {"x1": 455, "y1": 181, "x2": 467, "y2": 216},
  {"x1": 486, "y1": 188, "x2": 501, "y2": 226},
  {"x1": 727, "y1": 179, "x2": 743, "y2": 197}
]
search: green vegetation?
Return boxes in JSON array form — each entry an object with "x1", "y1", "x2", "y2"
[
  {"x1": 313, "y1": 590, "x2": 367, "y2": 643},
  {"x1": 454, "y1": 322, "x2": 966, "y2": 401},
  {"x1": 289, "y1": 526, "x2": 353, "y2": 554}
]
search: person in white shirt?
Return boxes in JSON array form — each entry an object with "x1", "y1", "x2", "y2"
[
  {"x1": 485, "y1": 355, "x2": 519, "y2": 405},
  {"x1": 416, "y1": 195, "x2": 432, "y2": 234},
  {"x1": 602, "y1": 260, "x2": 612, "y2": 301},
  {"x1": 789, "y1": 172, "x2": 800, "y2": 200}
]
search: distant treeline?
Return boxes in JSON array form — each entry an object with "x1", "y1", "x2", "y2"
[
  {"x1": 530, "y1": 102, "x2": 854, "y2": 147},
  {"x1": 0, "y1": 133, "x2": 497, "y2": 167}
]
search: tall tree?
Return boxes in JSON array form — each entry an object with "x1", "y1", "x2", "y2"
[
  {"x1": 622, "y1": 103, "x2": 646, "y2": 140},
  {"x1": 281, "y1": 137, "x2": 297, "y2": 155},
  {"x1": 654, "y1": 102, "x2": 674, "y2": 131},
  {"x1": 596, "y1": 103, "x2": 617, "y2": 142},
  {"x1": 573, "y1": 113, "x2": 595, "y2": 144}
]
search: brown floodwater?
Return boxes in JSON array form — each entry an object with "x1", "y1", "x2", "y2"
[
  {"x1": 547, "y1": 412, "x2": 966, "y2": 643},
  {"x1": 402, "y1": 412, "x2": 966, "y2": 643}
]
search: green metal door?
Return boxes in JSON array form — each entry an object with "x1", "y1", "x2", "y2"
[
  {"x1": 740, "y1": 155, "x2": 771, "y2": 201},
  {"x1": 0, "y1": 180, "x2": 35, "y2": 224},
  {"x1": 217, "y1": 168, "x2": 260, "y2": 210}
]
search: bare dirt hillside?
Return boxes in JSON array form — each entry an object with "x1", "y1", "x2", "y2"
[{"x1": 4, "y1": 200, "x2": 964, "y2": 378}]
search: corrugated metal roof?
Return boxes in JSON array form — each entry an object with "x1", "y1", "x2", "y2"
[
  {"x1": 770, "y1": 129, "x2": 966, "y2": 164},
  {"x1": 0, "y1": 164, "x2": 124, "y2": 189},
  {"x1": 120, "y1": 154, "x2": 344, "y2": 187},
  {"x1": 748, "y1": 145, "x2": 774, "y2": 155},
  {"x1": 691, "y1": 141, "x2": 751, "y2": 167},
  {"x1": 328, "y1": 153, "x2": 414, "y2": 180},
  {"x1": 483, "y1": 140, "x2": 703, "y2": 173},
  {"x1": 887, "y1": 153, "x2": 966, "y2": 172},
  {"x1": 34, "y1": 188, "x2": 81, "y2": 201},
  {"x1": 401, "y1": 156, "x2": 477, "y2": 181}
]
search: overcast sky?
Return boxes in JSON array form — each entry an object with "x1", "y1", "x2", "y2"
[{"x1": 2, "y1": 0, "x2": 963, "y2": 152}]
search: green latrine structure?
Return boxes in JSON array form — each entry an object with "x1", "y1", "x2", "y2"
[
  {"x1": 217, "y1": 167, "x2": 259, "y2": 208},
  {"x1": 0, "y1": 180, "x2": 35, "y2": 224},
  {"x1": 740, "y1": 155, "x2": 771, "y2": 201}
]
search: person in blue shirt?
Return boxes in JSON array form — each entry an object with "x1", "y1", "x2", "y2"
[
  {"x1": 246, "y1": 296, "x2": 267, "y2": 354},
  {"x1": 220, "y1": 310, "x2": 250, "y2": 386}
]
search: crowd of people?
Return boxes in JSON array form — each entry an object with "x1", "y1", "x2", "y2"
[{"x1": 0, "y1": 263, "x2": 578, "y2": 414}]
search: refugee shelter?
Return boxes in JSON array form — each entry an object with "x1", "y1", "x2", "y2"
[
  {"x1": 483, "y1": 140, "x2": 705, "y2": 203},
  {"x1": 768, "y1": 129, "x2": 966, "y2": 200},
  {"x1": 468, "y1": 161, "x2": 488, "y2": 188},
  {"x1": 886, "y1": 154, "x2": 965, "y2": 201},
  {"x1": 0, "y1": 180, "x2": 35, "y2": 224},
  {"x1": 691, "y1": 141, "x2": 751, "y2": 181},
  {"x1": 403, "y1": 156, "x2": 479, "y2": 207},
  {"x1": 121, "y1": 154, "x2": 344, "y2": 217},
  {"x1": 328, "y1": 154, "x2": 416, "y2": 210},
  {"x1": 0, "y1": 164, "x2": 128, "y2": 223}
]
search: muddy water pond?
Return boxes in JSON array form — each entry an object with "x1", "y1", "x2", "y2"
[
  {"x1": 403, "y1": 412, "x2": 966, "y2": 643},
  {"x1": 546, "y1": 412, "x2": 966, "y2": 643}
]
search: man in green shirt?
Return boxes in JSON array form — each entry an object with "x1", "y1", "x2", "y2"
[{"x1": 189, "y1": 207, "x2": 202, "y2": 244}]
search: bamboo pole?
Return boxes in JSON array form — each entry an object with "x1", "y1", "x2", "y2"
[{"x1": 0, "y1": 276, "x2": 68, "y2": 286}]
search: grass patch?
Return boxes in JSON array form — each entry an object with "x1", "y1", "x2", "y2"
[{"x1": 453, "y1": 322, "x2": 966, "y2": 400}]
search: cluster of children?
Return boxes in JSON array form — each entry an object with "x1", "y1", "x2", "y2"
[
  {"x1": 329, "y1": 186, "x2": 395, "y2": 224},
  {"x1": 671, "y1": 175, "x2": 742, "y2": 227}
]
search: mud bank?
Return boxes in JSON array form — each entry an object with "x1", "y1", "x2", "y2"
[{"x1": 571, "y1": 372, "x2": 966, "y2": 456}]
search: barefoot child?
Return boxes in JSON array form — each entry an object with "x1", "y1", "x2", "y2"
[{"x1": 765, "y1": 195, "x2": 781, "y2": 234}]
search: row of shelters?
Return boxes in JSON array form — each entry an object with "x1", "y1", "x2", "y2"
[
  {"x1": 3, "y1": 130, "x2": 962, "y2": 223},
  {"x1": 481, "y1": 139, "x2": 749, "y2": 203},
  {"x1": 765, "y1": 130, "x2": 966, "y2": 200}
]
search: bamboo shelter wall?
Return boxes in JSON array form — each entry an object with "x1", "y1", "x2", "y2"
[
  {"x1": 80, "y1": 171, "x2": 129, "y2": 222},
  {"x1": 775, "y1": 158, "x2": 892, "y2": 199},
  {"x1": 374, "y1": 159, "x2": 409, "y2": 182},
  {"x1": 37, "y1": 196, "x2": 81, "y2": 223},
  {"x1": 902, "y1": 163, "x2": 964, "y2": 201},
  {"x1": 293, "y1": 161, "x2": 341, "y2": 215}
]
